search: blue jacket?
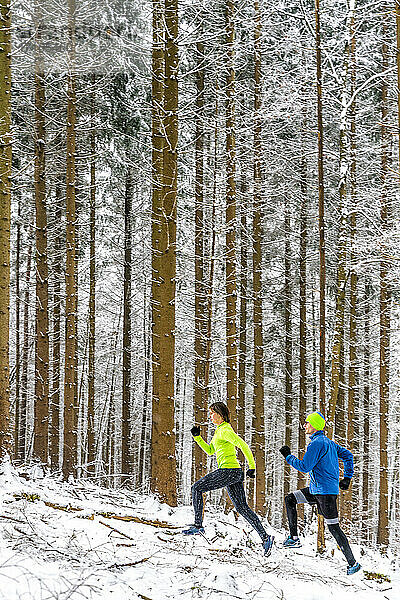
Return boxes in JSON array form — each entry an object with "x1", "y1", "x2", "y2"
[{"x1": 285, "y1": 430, "x2": 354, "y2": 495}]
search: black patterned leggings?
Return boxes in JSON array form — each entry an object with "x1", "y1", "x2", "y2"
[{"x1": 192, "y1": 468, "x2": 268, "y2": 541}]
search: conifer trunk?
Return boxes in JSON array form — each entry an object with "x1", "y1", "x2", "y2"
[
  {"x1": 63, "y1": 0, "x2": 78, "y2": 479},
  {"x1": 252, "y1": 0, "x2": 266, "y2": 515},
  {"x1": 150, "y1": 0, "x2": 177, "y2": 505},
  {"x1": 204, "y1": 90, "x2": 218, "y2": 399},
  {"x1": 377, "y1": 9, "x2": 390, "y2": 550},
  {"x1": 345, "y1": 3, "x2": 357, "y2": 525},
  {"x1": 362, "y1": 279, "x2": 370, "y2": 542},
  {"x1": 225, "y1": 0, "x2": 238, "y2": 427},
  {"x1": 298, "y1": 111, "x2": 308, "y2": 498},
  {"x1": 139, "y1": 316, "x2": 151, "y2": 486},
  {"x1": 50, "y1": 188, "x2": 62, "y2": 470},
  {"x1": 193, "y1": 31, "x2": 207, "y2": 480},
  {"x1": 315, "y1": 0, "x2": 326, "y2": 553},
  {"x1": 0, "y1": 0, "x2": 12, "y2": 461},
  {"x1": 238, "y1": 172, "x2": 247, "y2": 442},
  {"x1": 20, "y1": 242, "x2": 33, "y2": 462},
  {"x1": 87, "y1": 78, "x2": 96, "y2": 476},
  {"x1": 284, "y1": 197, "x2": 292, "y2": 506},
  {"x1": 14, "y1": 196, "x2": 21, "y2": 460},
  {"x1": 34, "y1": 3, "x2": 49, "y2": 465},
  {"x1": 122, "y1": 172, "x2": 133, "y2": 483},
  {"x1": 327, "y1": 22, "x2": 351, "y2": 436}
]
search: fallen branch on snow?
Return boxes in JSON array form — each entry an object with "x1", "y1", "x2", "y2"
[
  {"x1": 99, "y1": 520, "x2": 135, "y2": 541},
  {"x1": 12, "y1": 493, "x2": 179, "y2": 529}
]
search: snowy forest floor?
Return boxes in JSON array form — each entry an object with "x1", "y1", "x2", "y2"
[{"x1": 0, "y1": 463, "x2": 398, "y2": 600}]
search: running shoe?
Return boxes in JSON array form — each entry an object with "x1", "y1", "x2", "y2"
[
  {"x1": 347, "y1": 562, "x2": 361, "y2": 575},
  {"x1": 283, "y1": 535, "x2": 301, "y2": 548},
  {"x1": 262, "y1": 535, "x2": 275, "y2": 557},
  {"x1": 182, "y1": 525, "x2": 205, "y2": 535}
]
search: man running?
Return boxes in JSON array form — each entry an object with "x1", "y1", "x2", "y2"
[{"x1": 279, "y1": 411, "x2": 361, "y2": 575}]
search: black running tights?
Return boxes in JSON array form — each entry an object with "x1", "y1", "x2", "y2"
[
  {"x1": 192, "y1": 468, "x2": 267, "y2": 541},
  {"x1": 285, "y1": 493, "x2": 356, "y2": 566}
]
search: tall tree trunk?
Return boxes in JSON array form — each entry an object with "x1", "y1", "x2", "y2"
[
  {"x1": 122, "y1": 171, "x2": 133, "y2": 484},
  {"x1": 50, "y1": 186, "x2": 62, "y2": 470},
  {"x1": 283, "y1": 197, "x2": 293, "y2": 508},
  {"x1": 151, "y1": 0, "x2": 164, "y2": 494},
  {"x1": 14, "y1": 195, "x2": 21, "y2": 460},
  {"x1": 101, "y1": 320, "x2": 120, "y2": 482},
  {"x1": 298, "y1": 109, "x2": 308, "y2": 503},
  {"x1": 139, "y1": 311, "x2": 151, "y2": 487},
  {"x1": 0, "y1": 0, "x2": 12, "y2": 461},
  {"x1": 344, "y1": 2, "x2": 357, "y2": 525},
  {"x1": 377, "y1": 8, "x2": 390, "y2": 550},
  {"x1": 204, "y1": 89, "x2": 218, "y2": 400},
  {"x1": 193, "y1": 30, "x2": 207, "y2": 481},
  {"x1": 396, "y1": 0, "x2": 400, "y2": 173},
  {"x1": 238, "y1": 171, "x2": 247, "y2": 443},
  {"x1": 87, "y1": 77, "x2": 96, "y2": 476},
  {"x1": 315, "y1": 0, "x2": 326, "y2": 553},
  {"x1": 252, "y1": 0, "x2": 266, "y2": 516},
  {"x1": 150, "y1": 0, "x2": 177, "y2": 505},
  {"x1": 63, "y1": 0, "x2": 78, "y2": 480},
  {"x1": 34, "y1": 3, "x2": 49, "y2": 465},
  {"x1": 20, "y1": 242, "x2": 33, "y2": 462},
  {"x1": 312, "y1": 290, "x2": 317, "y2": 411},
  {"x1": 362, "y1": 279, "x2": 370, "y2": 542},
  {"x1": 327, "y1": 20, "x2": 351, "y2": 436},
  {"x1": 225, "y1": 0, "x2": 238, "y2": 427}
]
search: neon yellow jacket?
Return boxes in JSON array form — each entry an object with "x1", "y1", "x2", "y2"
[{"x1": 194, "y1": 421, "x2": 256, "y2": 469}]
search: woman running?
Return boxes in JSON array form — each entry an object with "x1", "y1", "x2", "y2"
[{"x1": 183, "y1": 402, "x2": 274, "y2": 556}]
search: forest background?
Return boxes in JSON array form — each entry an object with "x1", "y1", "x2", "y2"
[{"x1": 0, "y1": 0, "x2": 399, "y2": 558}]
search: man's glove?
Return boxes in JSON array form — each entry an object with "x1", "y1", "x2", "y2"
[
  {"x1": 246, "y1": 468, "x2": 255, "y2": 479},
  {"x1": 279, "y1": 446, "x2": 291, "y2": 458},
  {"x1": 191, "y1": 425, "x2": 201, "y2": 437},
  {"x1": 339, "y1": 477, "x2": 351, "y2": 490}
]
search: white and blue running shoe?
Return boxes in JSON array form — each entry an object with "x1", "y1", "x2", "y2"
[
  {"x1": 182, "y1": 525, "x2": 205, "y2": 535},
  {"x1": 283, "y1": 536, "x2": 302, "y2": 548},
  {"x1": 262, "y1": 535, "x2": 275, "y2": 557},
  {"x1": 347, "y1": 562, "x2": 361, "y2": 575}
]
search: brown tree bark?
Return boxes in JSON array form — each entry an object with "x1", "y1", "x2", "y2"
[
  {"x1": 344, "y1": 6, "x2": 357, "y2": 525},
  {"x1": 298, "y1": 111, "x2": 308, "y2": 500},
  {"x1": 14, "y1": 195, "x2": 21, "y2": 460},
  {"x1": 252, "y1": 0, "x2": 266, "y2": 516},
  {"x1": 193, "y1": 31, "x2": 207, "y2": 481},
  {"x1": 0, "y1": 0, "x2": 12, "y2": 461},
  {"x1": 50, "y1": 186, "x2": 62, "y2": 470},
  {"x1": 377, "y1": 9, "x2": 390, "y2": 550},
  {"x1": 139, "y1": 312, "x2": 151, "y2": 487},
  {"x1": 122, "y1": 171, "x2": 133, "y2": 484},
  {"x1": 34, "y1": 3, "x2": 49, "y2": 465},
  {"x1": 204, "y1": 88, "x2": 218, "y2": 400},
  {"x1": 63, "y1": 0, "x2": 78, "y2": 480},
  {"x1": 362, "y1": 279, "x2": 370, "y2": 542},
  {"x1": 283, "y1": 197, "x2": 293, "y2": 509},
  {"x1": 20, "y1": 242, "x2": 33, "y2": 462},
  {"x1": 238, "y1": 171, "x2": 247, "y2": 443},
  {"x1": 150, "y1": 0, "x2": 177, "y2": 505},
  {"x1": 87, "y1": 77, "x2": 96, "y2": 476},
  {"x1": 225, "y1": 0, "x2": 238, "y2": 427},
  {"x1": 315, "y1": 0, "x2": 326, "y2": 553}
]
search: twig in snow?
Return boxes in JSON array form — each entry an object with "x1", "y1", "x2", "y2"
[
  {"x1": 99, "y1": 519, "x2": 135, "y2": 541},
  {"x1": 98, "y1": 512, "x2": 179, "y2": 528},
  {"x1": 110, "y1": 556, "x2": 151, "y2": 568},
  {"x1": 0, "y1": 514, "x2": 25, "y2": 523}
]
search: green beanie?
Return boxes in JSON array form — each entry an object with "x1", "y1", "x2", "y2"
[{"x1": 306, "y1": 411, "x2": 325, "y2": 430}]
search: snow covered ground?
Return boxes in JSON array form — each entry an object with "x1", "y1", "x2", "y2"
[{"x1": 0, "y1": 462, "x2": 397, "y2": 600}]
